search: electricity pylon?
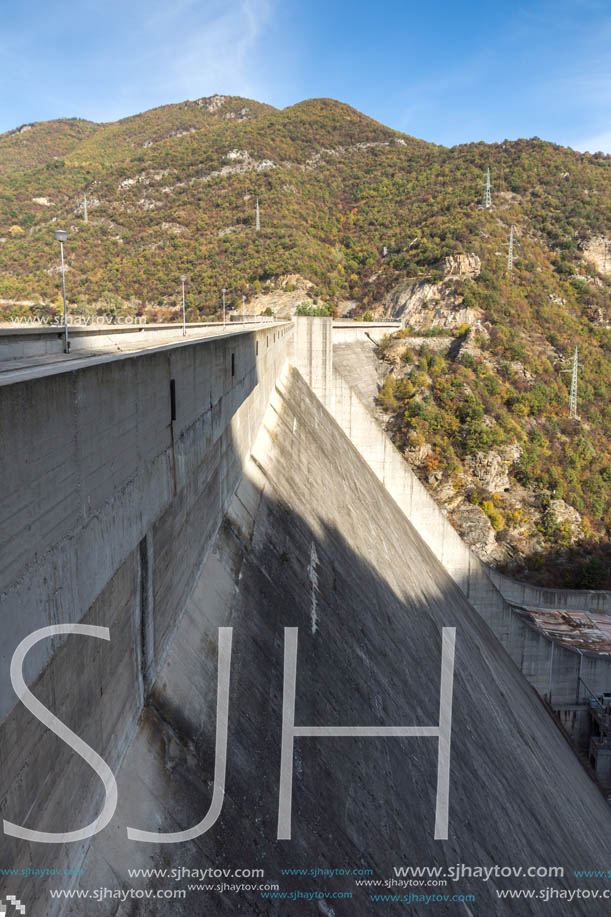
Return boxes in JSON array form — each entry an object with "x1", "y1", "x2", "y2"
[
  {"x1": 561, "y1": 347, "x2": 583, "y2": 419},
  {"x1": 483, "y1": 167, "x2": 492, "y2": 209},
  {"x1": 507, "y1": 225, "x2": 514, "y2": 273}
]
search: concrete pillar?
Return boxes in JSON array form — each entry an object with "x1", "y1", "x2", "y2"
[{"x1": 293, "y1": 317, "x2": 333, "y2": 409}]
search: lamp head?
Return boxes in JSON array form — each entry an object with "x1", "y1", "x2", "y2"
[
  {"x1": 180, "y1": 274, "x2": 186, "y2": 282},
  {"x1": 54, "y1": 229, "x2": 68, "y2": 243}
]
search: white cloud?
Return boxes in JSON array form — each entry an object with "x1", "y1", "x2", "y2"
[{"x1": 166, "y1": 0, "x2": 273, "y2": 101}]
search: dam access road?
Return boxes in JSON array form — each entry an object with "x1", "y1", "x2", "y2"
[{"x1": 0, "y1": 320, "x2": 275, "y2": 386}]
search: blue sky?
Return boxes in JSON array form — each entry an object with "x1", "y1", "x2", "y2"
[{"x1": 1, "y1": 0, "x2": 610, "y2": 151}]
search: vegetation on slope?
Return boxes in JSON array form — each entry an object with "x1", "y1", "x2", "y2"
[{"x1": 0, "y1": 95, "x2": 608, "y2": 582}]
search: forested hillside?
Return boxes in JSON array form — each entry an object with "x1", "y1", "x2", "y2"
[{"x1": 0, "y1": 94, "x2": 609, "y2": 583}]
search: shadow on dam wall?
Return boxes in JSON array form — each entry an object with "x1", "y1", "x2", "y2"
[
  {"x1": 8, "y1": 368, "x2": 605, "y2": 917},
  {"x1": 1, "y1": 340, "x2": 611, "y2": 915},
  {"x1": 0, "y1": 325, "x2": 291, "y2": 910}
]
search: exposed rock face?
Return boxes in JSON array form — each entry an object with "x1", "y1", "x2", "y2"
[
  {"x1": 548, "y1": 499, "x2": 584, "y2": 542},
  {"x1": 451, "y1": 503, "x2": 500, "y2": 560},
  {"x1": 404, "y1": 442, "x2": 432, "y2": 465},
  {"x1": 465, "y1": 451, "x2": 511, "y2": 492},
  {"x1": 581, "y1": 235, "x2": 611, "y2": 275},
  {"x1": 336, "y1": 298, "x2": 358, "y2": 316},
  {"x1": 383, "y1": 278, "x2": 480, "y2": 329},
  {"x1": 380, "y1": 336, "x2": 452, "y2": 371},
  {"x1": 443, "y1": 253, "x2": 481, "y2": 278},
  {"x1": 508, "y1": 361, "x2": 534, "y2": 383},
  {"x1": 498, "y1": 441, "x2": 522, "y2": 464},
  {"x1": 225, "y1": 149, "x2": 249, "y2": 161},
  {"x1": 223, "y1": 106, "x2": 251, "y2": 121},
  {"x1": 202, "y1": 153, "x2": 277, "y2": 181},
  {"x1": 591, "y1": 305, "x2": 610, "y2": 328},
  {"x1": 458, "y1": 322, "x2": 490, "y2": 359},
  {"x1": 250, "y1": 275, "x2": 314, "y2": 319},
  {"x1": 161, "y1": 221, "x2": 185, "y2": 234},
  {"x1": 277, "y1": 273, "x2": 314, "y2": 291},
  {"x1": 435, "y1": 480, "x2": 463, "y2": 510},
  {"x1": 195, "y1": 94, "x2": 228, "y2": 112}
]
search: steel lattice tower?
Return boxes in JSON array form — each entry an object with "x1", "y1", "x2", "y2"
[
  {"x1": 561, "y1": 347, "x2": 583, "y2": 419},
  {"x1": 483, "y1": 167, "x2": 492, "y2": 209}
]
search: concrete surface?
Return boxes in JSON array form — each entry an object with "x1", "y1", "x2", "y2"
[
  {"x1": 332, "y1": 320, "x2": 401, "y2": 344},
  {"x1": 66, "y1": 368, "x2": 611, "y2": 915},
  {"x1": 0, "y1": 324, "x2": 292, "y2": 910},
  {"x1": 1, "y1": 317, "x2": 610, "y2": 916},
  {"x1": 333, "y1": 339, "x2": 386, "y2": 410}
]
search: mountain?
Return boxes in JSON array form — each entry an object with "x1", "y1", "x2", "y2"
[
  {"x1": 0, "y1": 117, "x2": 99, "y2": 176},
  {"x1": 0, "y1": 94, "x2": 609, "y2": 581},
  {"x1": 0, "y1": 94, "x2": 425, "y2": 313}
]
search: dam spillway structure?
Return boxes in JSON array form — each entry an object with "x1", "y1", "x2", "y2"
[{"x1": 0, "y1": 318, "x2": 610, "y2": 915}]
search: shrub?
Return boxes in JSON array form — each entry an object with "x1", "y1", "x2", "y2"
[
  {"x1": 296, "y1": 303, "x2": 330, "y2": 316},
  {"x1": 482, "y1": 500, "x2": 505, "y2": 530},
  {"x1": 377, "y1": 334, "x2": 392, "y2": 358},
  {"x1": 377, "y1": 374, "x2": 398, "y2": 411},
  {"x1": 395, "y1": 377, "x2": 415, "y2": 401},
  {"x1": 576, "y1": 557, "x2": 608, "y2": 588}
]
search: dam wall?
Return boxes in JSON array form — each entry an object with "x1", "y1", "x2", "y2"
[
  {"x1": 1, "y1": 315, "x2": 609, "y2": 913},
  {"x1": 0, "y1": 323, "x2": 292, "y2": 882},
  {"x1": 69, "y1": 366, "x2": 611, "y2": 916},
  {"x1": 292, "y1": 318, "x2": 611, "y2": 717}
]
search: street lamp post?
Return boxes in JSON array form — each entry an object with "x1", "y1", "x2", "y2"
[
  {"x1": 180, "y1": 275, "x2": 187, "y2": 336},
  {"x1": 242, "y1": 294, "x2": 246, "y2": 323},
  {"x1": 54, "y1": 229, "x2": 69, "y2": 352},
  {"x1": 222, "y1": 288, "x2": 226, "y2": 326}
]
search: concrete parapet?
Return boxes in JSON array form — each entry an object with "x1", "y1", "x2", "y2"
[
  {"x1": 332, "y1": 320, "x2": 401, "y2": 343},
  {"x1": 489, "y1": 567, "x2": 611, "y2": 614},
  {"x1": 0, "y1": 320, "x2": 276, "y2": 363}
]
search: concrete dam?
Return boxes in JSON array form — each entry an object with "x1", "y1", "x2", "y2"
[{"x1": 0, "y1": 318, "x2": 610, "y2": 915}]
